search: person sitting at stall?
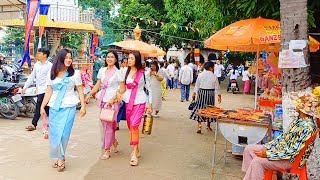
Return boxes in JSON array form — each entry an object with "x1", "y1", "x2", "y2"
[{"x1": 242, "y1": 92, "x2": 319, "y2": 180}]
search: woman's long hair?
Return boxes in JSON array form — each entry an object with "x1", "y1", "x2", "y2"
[
  {"x1": 106, "y1": 51, "x2": 120, "y2": 69},
  {"x1": 125, "y1": 51, "x2": 143, "y2": 83},
  {"x1": 232, "y1": 66, "x2": 237, "y2": 75},
  {"x1": 150, "y1": 60, "x2": 159, "y2": 72},
  {"x1": 51, "y1": 49, "x2": 75, "y2": 80}
]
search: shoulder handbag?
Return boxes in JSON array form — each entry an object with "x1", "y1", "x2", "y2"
[
  {"x1": 188, "y1": 100, "x2": 196, "y2": 110},
  {"x1": 143, "y1": 73, "x2": 149, "y2": 96},
  {"x1": 100, "y1": 104, "x2": 115, "y2": 122}
]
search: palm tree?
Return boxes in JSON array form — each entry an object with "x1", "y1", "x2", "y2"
[{"x1": 280, "y1": 0, "x2": 319, "y2": 179}]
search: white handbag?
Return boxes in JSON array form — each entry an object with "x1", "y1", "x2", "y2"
[{"x1": 100, "y1": 104, "x2": 115, "y2": 122}]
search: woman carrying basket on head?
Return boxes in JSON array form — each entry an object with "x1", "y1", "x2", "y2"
[
  {"x1": 85, "y1": 51, "x2": 126, "y2": 160},
  {"x1": 190, "y1": 62, "x2": 222, "y2": 134},
  {"x1": 117, "y1": 51, "x2": 153, "y2": 166},
  {"x1": 40, "y1": 49, "x2": 86, "y2": 172}
]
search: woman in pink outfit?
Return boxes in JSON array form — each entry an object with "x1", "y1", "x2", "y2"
[
  {"x1": 119, "y1": 51, "x2": 153, "y2": 166},
  {"x1": 85, "y1": 51, "x2": 126, "y2": 160}
]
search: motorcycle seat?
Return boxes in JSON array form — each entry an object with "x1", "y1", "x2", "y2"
[{"x1": 0, "y1": 82, "x2": 16, "y2": 92}]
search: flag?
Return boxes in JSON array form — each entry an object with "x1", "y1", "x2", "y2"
[
  {"x1": 38, "y1": 4, "x2": 50, "y2": 48},
  {"x1": 90, "y1": 34, "x2": 99, "y2": 55},
  {"x1": 22, "y1": 0, "x2": 41, "y2": 67}
]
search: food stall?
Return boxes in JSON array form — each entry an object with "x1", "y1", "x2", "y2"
[{"x1": 197, "y1": 106, "x2": 272, "y2": 170}]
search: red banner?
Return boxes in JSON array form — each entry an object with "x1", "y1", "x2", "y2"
[{"x1": 22, "y1": 0, "x2": 40, "y2": 67}]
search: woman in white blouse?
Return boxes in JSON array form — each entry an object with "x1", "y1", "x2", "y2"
[
  {"x1": 190, "y1": 62, "x2": 221, "y2": 133},
  {"x1": 85, "y1": 51, "x2": 126, "y2": 160},
  {"x1": 40, "y1": 49, "x2": 86, "y2": 172},
  {"x1": 119, "y1": 51, "x2": 152, "y2": 166}
]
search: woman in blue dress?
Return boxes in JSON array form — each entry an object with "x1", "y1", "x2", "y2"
[{"x1": 40, "y1": 49, "x2": 86, "y2": 172}]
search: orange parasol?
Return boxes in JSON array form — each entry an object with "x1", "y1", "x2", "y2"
[
  {"x1": 204, "y1": 17, "x2": 320, "y2": 52},
  {"x1": 111, "y1": 40, "x2": 157, "y2": 56},
  {"x1": 146, "y1": 45, "x2": 166, "y2": 57}
]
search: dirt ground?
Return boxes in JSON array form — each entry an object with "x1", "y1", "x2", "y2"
[{"x1": 0, "y1": 79, "x2": 255, "y2": 180}]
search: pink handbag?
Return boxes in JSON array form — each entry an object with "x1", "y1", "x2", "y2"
[{"x1": 100, "y1": 104, "x2": 115, "y2": 122}]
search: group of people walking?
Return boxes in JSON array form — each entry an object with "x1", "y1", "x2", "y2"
[{"x1": 23, "y1": 49, "x2": 156, "y2": 172}]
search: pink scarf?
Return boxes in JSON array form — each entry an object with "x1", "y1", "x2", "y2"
[
  {"x1": 97, "y1": 66, "x2": 117, "y2": 108},
  {"x1": 126, "y1": 69, "x2": 144, "y2": 118}
]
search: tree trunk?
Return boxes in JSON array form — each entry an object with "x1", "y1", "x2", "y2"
[{"x1": 280, "y1": 0, "x2": 319, "y2": 179}]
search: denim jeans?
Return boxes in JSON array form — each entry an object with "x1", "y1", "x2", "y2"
[
  {"x1": 180, "y1": 84, "x2": 190, "y2": 101},
  {"x1": 173, "y1": 79, "x2": 178, "y2": 88}
]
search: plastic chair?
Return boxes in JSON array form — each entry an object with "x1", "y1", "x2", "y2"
[{"x1": 264, "y1": 129, "x2": 320, "y2": 180}]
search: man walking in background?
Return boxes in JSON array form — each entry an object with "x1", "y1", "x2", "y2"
[
  {"x1": 179, "y1": 59, "x2": 193, "y2": 102},
  {"x1": 167, "y1": 60, "x2": 175, "y2": 89},
  {"x1": 214, "y1": 60, "x2": 225, "y2": 84},
  {"x1": 92, "y1": 53, "x2": 102, "y2": 85},
  {"x1": 23, "y1": 48, "x2": 52, "y2": 131}
]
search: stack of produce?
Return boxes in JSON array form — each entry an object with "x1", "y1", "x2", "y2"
[{"x1": 259, "y1": 87, "x2": 282, "y2": 107}]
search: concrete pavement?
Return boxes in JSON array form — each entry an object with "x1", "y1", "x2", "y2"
[{"x1": 0, "y1": 80, "x2": 255, "y2": 180}]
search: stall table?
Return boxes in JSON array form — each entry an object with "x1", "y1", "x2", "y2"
[{"x1": 197, "y1": 113, "x2": 271, "y2": 174}]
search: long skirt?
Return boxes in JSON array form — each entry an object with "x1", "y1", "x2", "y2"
[
  {"x1": 190, "y1": 89, "x2": 215, "y2": 122},
  {"x1": 49, "y1": 106, "x2": 76, "y2": 160},
  {"x1": 161, "y1": 80, "x2": 166, "y2": 97},
  {"x1": 151, "y1": 83, "x2": 162, "y2": 112},
  {"x1": 100, "y1": 103, "x2": 120, "y2": 150},
  {"x1": 126, "y1": 103, "x2": 146, "y2": 145},
  {"x1": 244, "y1": 80, "x2": 251, "y2": 93},
  {"x1": 242, "y1": 144, "x2": 292, "y2": 180}
]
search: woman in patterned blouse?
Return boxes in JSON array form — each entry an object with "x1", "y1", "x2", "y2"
[{"x1": 242, "y1": 93, "x2": 319, "y2": 180}]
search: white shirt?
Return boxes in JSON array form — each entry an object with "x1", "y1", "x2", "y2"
[
  {"x1": 214, "y1": 64, "x2": 225, "y2": 77},
  {"x1": 162, "y1": 67, "x2": 169, "y2": 79},
  {"x1": 122, "y1": 68, "x2": 153, "y2": 105},
  {"x1": 228, "y1": 70, "x2": 239, "y2": 80},
  {"x1": 96, "y1": 67, "x2": 122, "y2": 103},
  {"x1": 242, "y1": 70, "x2": 251, "y2": 81},
  {"x1": 167, "y1": 64, "x2": 175, "y2": 78},
  {"x1": 194, "y1": 70, "x2": 221, "y2": 95},
  {"x1": 24, "y1": 60, "x2": 52, "y2": 95},
  {"x1": 47, "y1": 70, "x2": 82, "y2": 108},
  {"x1": 174, "y1": 69, "x2": 179, "y2": 79},
  {"x1": 179, "y1": 65, "x2": 193, "y2": 85},
  {"x1": 188, "y1": 63, "x2": 197, "y2": 72}
]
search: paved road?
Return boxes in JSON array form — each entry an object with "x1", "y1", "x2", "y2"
[{"x1": 0, "y1": 79, "x2": 254, "y2": 180}]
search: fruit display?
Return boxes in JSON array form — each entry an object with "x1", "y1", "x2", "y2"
[{"x1": 259, "y1": 87, "x2": 282, "y2": 108}]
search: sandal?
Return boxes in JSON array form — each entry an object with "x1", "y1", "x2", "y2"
[
  {"x1": 25, "y1": 125, "x2": 36, "y2": 131},
  {"x1": 131, "y1": 151, "x2": 140, "y2": 158},
  {"x1": 197, "y1": 124, "x2": 202, "y2": 134},
  {"x1": 52, "y1": 161, "x2": 58, "y2": 168},
  {"x1": 101, "y1": 150, "x2": 111, "y2": 160},
  {"x1": 130, "y1": 156, "x2": 139, "y2": 166},
  {"x1": 113, "y1": 140, "x2": 119, "y2": 153},
  {"x1": 57, "y1": 161, "x2": 65, "y2": 172}
]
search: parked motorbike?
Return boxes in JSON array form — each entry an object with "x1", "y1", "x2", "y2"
[
  {"x1": 17, "y1": 86, "x2": 37, "y2": 118},
  {"x1": 0, "y1": 82, "x2": 20, "y2": 119},
  {"x1": 227, "y1": 79, "x2": 239, "y2": 94}
]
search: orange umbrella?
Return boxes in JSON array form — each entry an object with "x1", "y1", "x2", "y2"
[
  {"x1": 111, "y1": 40, "x2": 157, "y2": 56},
  {"x1": 146, "y1": 46, "x2": 166, "y2": 57},
  {"x1": 205, "y1": 17, "x2": 320, "y2": 52}
]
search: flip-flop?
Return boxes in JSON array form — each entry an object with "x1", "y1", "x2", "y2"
[{"x1": 26, "y1": 125, "x2": 36, "y2": 131}]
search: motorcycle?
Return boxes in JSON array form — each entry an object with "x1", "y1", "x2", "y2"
[
  {"x1": 227, "y1": 79, "x2": 239, "y2": 94},
  {"x1": 0, "y1": 82, "x2": 20, "y2": 119},
  {"x1": 17, "y1": 85, "x2": 37, "y2": 118}
]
